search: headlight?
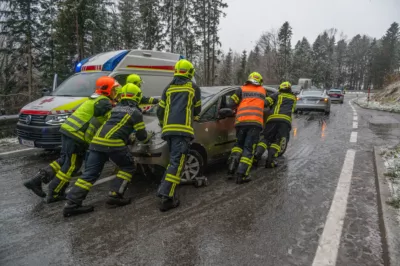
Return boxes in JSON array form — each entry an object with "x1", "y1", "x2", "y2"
[{"x1": 45, "y1": 114, "x2": 70, "y2": 125}]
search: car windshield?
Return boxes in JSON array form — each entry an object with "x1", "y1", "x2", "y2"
[
  {"x1": 302, "y1": 90, "x2": 324, "y2": 96},
  {"x1": 52, "y1": 72, "x2": 110, "y2": 97}
]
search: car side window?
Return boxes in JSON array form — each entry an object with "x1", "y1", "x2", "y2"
[
  {"x1": 200, "y1": 101, "x2": 218, "y2": 121},
  {"x1": 219, "y1": 90, "x2": 236, "y2": 109}
]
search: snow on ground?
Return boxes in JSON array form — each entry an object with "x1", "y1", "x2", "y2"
[
  {"x1": 380, "y1": 146, "x2": 400, "y2": 215},
  {"x1": 0, "y1": 137, "x2": 18, "y2": 146},
  {"x1": 356, "y1": 96, "x2": 400, "y2": 113}
]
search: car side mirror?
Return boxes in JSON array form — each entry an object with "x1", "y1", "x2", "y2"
[
  {"x1": 42, "y1": 88, "x2": 51, "y2": 96},
  {"x1": 218, "y1": 108, "x2": 234, "y2": 119}
]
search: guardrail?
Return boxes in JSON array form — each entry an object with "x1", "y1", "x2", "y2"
[{"x1": 0, "y1": 115, "x2": 18, "y2": 138}]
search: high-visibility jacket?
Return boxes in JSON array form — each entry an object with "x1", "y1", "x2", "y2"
[
  {"x1": 265, "y1": 91, "x2": 297, "y2": 125},
  {"x1": 90, "y1": 100, "x2": 149, "y2": 152},
  {"x1": 60, "y1": 95, "x2": 112, "y2": 144},
  {"x1": 230, "y1": 84, "x2": 267, "y2": 128},
  {"x1": 157, "y1": 76, "x2": 201, "y2": 139}
]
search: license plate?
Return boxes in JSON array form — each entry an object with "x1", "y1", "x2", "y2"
[
  {"x1": 20, "y1": 138, "x2": 35, "y2": 147},
  {"x1": 304, "y1": 100, "x2": 307, "y2": 103},
  {"x1": 335, "y1": 95, "x2": 340, "y2": 98}
]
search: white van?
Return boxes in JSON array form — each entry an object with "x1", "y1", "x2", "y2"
[{"x1": 16, "y1": 50, "x2": 184, "y2": 149}]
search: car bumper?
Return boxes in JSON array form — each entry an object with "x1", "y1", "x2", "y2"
[
  {"x1": 296, "y1": 102, "x2": 329, "y2": 112},
  {"x1": 330, "y1": 97, "x2": 344, "y2": 102},
  {"x1": 16, "y1": 122, "x2": 62, "y2": 149},
  {"x1": 130, "y1": 140, "x2": 169, "y2": 168}
]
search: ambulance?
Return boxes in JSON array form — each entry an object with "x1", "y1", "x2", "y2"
[{"x1": 16, "y1": 50, "x2": 185, "y2": 149}]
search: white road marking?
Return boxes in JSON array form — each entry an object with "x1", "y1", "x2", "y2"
[
  {"x1": 0, "y1": 148, "x2": 35, "y2": 156},
  {"x1": 353, "y1": 115, "x2": 358, "y2": 121},
  {"x1": 312, "y1": 149, "x2": 356, "y2": 266},
  {"x1": 350, "y1": 132, "x2": 358, "y2": 143},
  {"x1": 93, "y1": 175, "x2": 116, "y2": 186},
  {"x1": 353, "y1": 122, "x2": 358, "y2": 129}
]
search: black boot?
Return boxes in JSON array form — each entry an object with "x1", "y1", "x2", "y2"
[
  {"x1": 236, "y1": 173, "x2": 251, "y2": 184},
  {"x1": 23, "y1": 170, "x2": 46, "y2": 198},
  {"x1": 63, "y1": 201, "x2": 94, "y2": 217},
  {"x1": 159, "y1": 196, "x2": 180, "y2": 212},
  {"x1": 46, "y1": 194, "x2": 66, "y2": 204},
  {"x1": 265, "y1": 159, "x2": 278, "y2": 168},
  {"x1": 106, "y1": 192, "x2": 132, "y2": 207}
]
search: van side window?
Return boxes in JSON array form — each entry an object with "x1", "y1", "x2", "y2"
[{"x1": 114, "y1": 74, "x2": 129, "y2": 86}]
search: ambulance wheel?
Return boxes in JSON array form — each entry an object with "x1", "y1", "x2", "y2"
[{"x1": 181, "y1": 150, "x2": 204, "y2": 182}]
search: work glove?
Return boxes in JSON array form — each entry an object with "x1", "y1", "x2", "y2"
[
  {"x1": 194, "y1": 116, "x2": 200, "y2": 121},
  {"x1": 128, "y1": 133, "x2": 136, "y2": 145}
]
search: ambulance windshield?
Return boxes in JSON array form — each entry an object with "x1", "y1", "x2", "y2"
[{"x1": 52, "y1": 72, "x2": 110, "y2": 97}]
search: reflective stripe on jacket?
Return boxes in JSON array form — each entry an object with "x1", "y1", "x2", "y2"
[
  {"x1": 157, "y1": 76, "x2": 201, "y2": 139},
  {"x1": 60, "y1": 95, "x2": 112, "y2": 144},
  {"x1": 232, "y1": 84, "x2": 266, "y2": 128},
  {"x1": 266, "y1": 92, "x2": 297, "y2": 125},
  {"x1": 89, "y1": 100, "x2": 148, "y2": 152}
]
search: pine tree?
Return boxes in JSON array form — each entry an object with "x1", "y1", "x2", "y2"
[
  {"x1": 119, "y1": 0, "x2": 140, "y2": 49},
  {"x1": 236, "y1": 50, "x2": 247, "y2": 84},
  {"x1": 139, "y1": 0, "x2": 164, "y2": 50},
  {"x1": 334, "y1": 39, "x2": 347, "y2": 87},
  {"x1": 292, "y1": 37, "x2": 312, "y2": 83},
  {"x1": 381, "y1": 22, "x2": 399, "y2": 75},
  {"x1": 219, "y1": 48, "x2": 233, "y2": 85},
  {"x1": 277, "y1": 21, "x2": 292, "y2": 81}
]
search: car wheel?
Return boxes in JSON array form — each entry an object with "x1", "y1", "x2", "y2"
[
  {"x1": 324, "y1": 110, "x2": 330, "y2": 115},
  {"x1": 278, "y1": 134, "x2": 290, "y2": 157},
  {"x1": 340, "y1": 101, "x2": 344, "y2": 104},
  {"x1": 181, "y1": 149, "x2": 204, "y2": 181}
]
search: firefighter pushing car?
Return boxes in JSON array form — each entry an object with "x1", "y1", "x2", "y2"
[
  {"x1": 156, "y1": 59, "x2": 201, "y2": 212},
  {"x1": 63, "y1": 83, "x2": 154, "y2": 217},
  {"x1": 23, "y1": 77, "x2": 118, "y2": 203},
  {"x1": 254, "y1": 81, "x2": 296, "y2": 168},
  {"x1": 227, "y1": 72, "x2": 269, "y2": 184}
]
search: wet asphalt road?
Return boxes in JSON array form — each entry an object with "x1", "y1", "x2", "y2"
[{"x1": 1, "y1": 95, "x2": 400, "y2": 266}]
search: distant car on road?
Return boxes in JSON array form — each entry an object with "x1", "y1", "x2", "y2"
[
  {"x1": 328, "y1": 89, "x2": 344, "y2": 104},
  {"x1": 295, "y1": 89, "x2": 331, "y2": 115}
]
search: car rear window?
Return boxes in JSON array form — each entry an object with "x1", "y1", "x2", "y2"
[
  {"x1": 302, "y1": 90, "x2": 324, "y2": 96},
  {"x1": 329, "y1": 90, "x2": 342, "y2": 93}
]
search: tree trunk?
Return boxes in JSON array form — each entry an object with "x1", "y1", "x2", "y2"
[
  {"x1": 202, "y1": 0, "x2": 207, "y2": 85},
  {"x1": 27, "y1": 3, "x2": 32, "y2": 101}
]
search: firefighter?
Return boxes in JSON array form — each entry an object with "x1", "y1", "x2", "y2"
[
  {"x1": 23, "y1": 77, "x2": 116, "y2": 202},
  {"x1": 156, "y1": 59, "x2": 201, "y2": 212},
  {"x1": 115, "y1": 74, "x2": 160, "y2": 105},
  {"x1": 63, "y1": 83, "x2": 154, "y2": 217},
  {"x1": 227, "y1": 72, "x2": 269, "y2": 184},
  {"x1": 262, "y1": 81, "x2": 296, "y2": 168}
]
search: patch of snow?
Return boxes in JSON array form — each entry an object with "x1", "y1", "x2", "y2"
[
  {"x1": 0, "y1": 137, "x2": 18, "y2": 146},
  {"x1": 356, "y1": 97, "x2": 400, "y2": 113}
]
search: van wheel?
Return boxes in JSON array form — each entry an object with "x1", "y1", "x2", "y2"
[{"x1": 181, "y1": 150, "x2": 204, "y2": 181}]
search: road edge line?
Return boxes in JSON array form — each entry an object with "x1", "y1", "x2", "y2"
[
  {"x1": 0, "y1": 148, "x2": 42, "y2": 160},
  {"x1": 373, "y1": 146, "x2": 397, "y2": 266}
]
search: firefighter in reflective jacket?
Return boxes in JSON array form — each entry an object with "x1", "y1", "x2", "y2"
[
  {"x1": 254, "y1": 81, "x2": 296, "y2": 168},
  {"x1": 63, "y1": 83, "x2": 154, "y2": 217},
  {"x1": 227, "y1": 72, "x2": 268, "y2": 184},
  {"x1": 115, "y1": 74, "x2": 159, "y2": 105},
  {"x1": 23, "y1": 77, "x2": 116, "y2": 202},
  {"x1": 156, "y1": 59, "x2": 201, "y2": 212}
]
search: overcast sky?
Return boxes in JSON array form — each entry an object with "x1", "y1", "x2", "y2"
[{"x1": 219, "y1": 0, "x2": 400, "y2": 53}]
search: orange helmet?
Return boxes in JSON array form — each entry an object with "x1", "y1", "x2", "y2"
[{"x1": 95, "y1": 76, "x2": 119, "y2": 97}]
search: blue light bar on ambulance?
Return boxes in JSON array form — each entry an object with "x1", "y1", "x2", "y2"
[
  {"x1": 102, "y1": 50, "x2": 129, "y2": 71},
  {"x1": 75, "y1": 57, "x2": 90, "y2": 73}
]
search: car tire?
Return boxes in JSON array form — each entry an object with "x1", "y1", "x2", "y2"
[
  {"x1": 324, "y1": 110, "x2": 330, "y2": 115},
  {"x1": 278, "y1": 133, "x2": 290, "y2": 157},
  {"x1": 181, "y1": 149, "x2": 204, "y2": 181},
  {"x1": 340, "y1": 101, "x2": 344, "y2": 104}
]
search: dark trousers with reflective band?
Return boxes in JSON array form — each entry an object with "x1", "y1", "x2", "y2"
[
  {"x1": 254, "y1": 123, "x2": 278, "y2": 160},
  {"x1": 265, "y1": 122, "x2": 291, "y2": 160},
  {"x1": 158, "y1": 136, "x2": 190, "y2": 198},
  {"x1": 66, "y1": 146, "x2": 135, "y2": 206},
  {"x1": 232, "y1": 126, "x2": 261, "y2": 176},
  {"x1": 47, "y1": 135, "x2": 85, "y2": 197}
]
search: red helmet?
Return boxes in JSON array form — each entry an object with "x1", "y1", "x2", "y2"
[{"x1": 95, "y1": 76, "x2": 119, "y2": 97}]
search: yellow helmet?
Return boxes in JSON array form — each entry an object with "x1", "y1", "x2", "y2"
[
  {"x1": 247, "y1": 72, "x2": 263, "y2": 85},
  {"x1": 126, "y1": 74, "x2": 143, "y2": 88},
  {"x1": 119, "y1": 83, "x2": 143, "y2": 103},
  {"x1": 279, "y1": 81, "x2": 292, "y2": 91},
  {"x1": 174, "y1": 59, "x2": 195, "y2": 79}
]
